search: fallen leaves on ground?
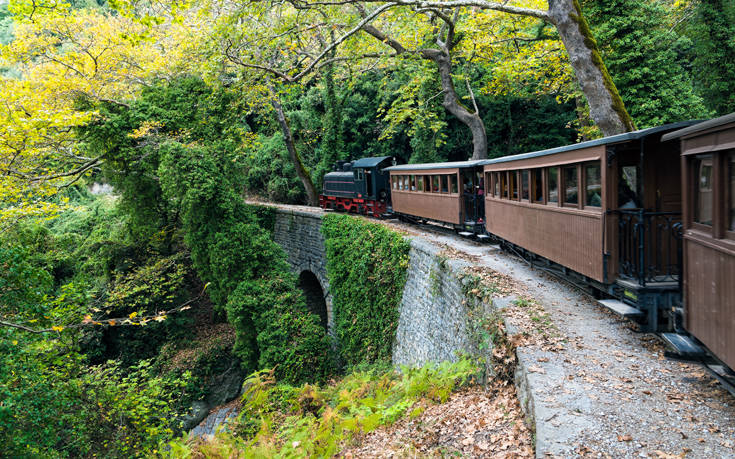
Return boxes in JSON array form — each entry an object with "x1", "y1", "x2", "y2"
[
  {"x1": 464, "y1": 265, "x2": 524, "y2": 297},
  {"x1": 340, "y1": 383, "x2": 533, "y2": 458}
]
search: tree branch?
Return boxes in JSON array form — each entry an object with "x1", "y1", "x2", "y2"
[
  {"x1": 292, "y1": 0, "x2": 550, "y2": 21},
  {"x1": 0, "y1": 285, "x2": 209, "y2": 335}
]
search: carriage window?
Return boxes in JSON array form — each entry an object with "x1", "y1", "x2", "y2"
[
  {"x1": 531, "y1": 169, "x2": 543, "y2": 203},
  {"x1": 494, "y1": 172, "x2": 500, "y2": 196},
  {"x1": 548, "y1": 167, "x2": 558, "y2": 203},
  {"x1": 450, "y1": 175, "x2": 458, "y2": 194},
  {"x1": 392, "y1": 176, "x2": 397, "y2": 190},
  {"x1": 729, "y1": 153, "x2": 735, "y2": 231},
  {"x1": 521, "y1": 170, "x2": 530, "y2": 200},
  {"x1": 500, "y1": 172, "x2": 508, "y2": 198},
  {"x1": 403, "y1": 175, "x2": 409, "y2": 191},
  {"x1": 585, "y1": 163, "x2": 602, "y2": 207},
  {"x1": 432, "y1": 175, "x2": 440, "y2": 193},
  {"x1": 441, "y1": 175, "x2": 449, "y2": 193},
  {"x1": 510, "y1": 171, "x2": 518, "y2": 200},
  {"x1": 694, "y1": 156, "x2": 713, "y2": 226},
  {"x1": 485, "y1": 172, "x2": 492, "y2": 195},
  {"x1": 409, "y1": 175, "x2": 415, "y2": 191},
  {"x1": 422, "y1": 175, "x2": 429, "y2": 192},
  {"x1": 564, "y1": 165, "x2": 578, "y2": 205},
  {"x1": 417, "y1": 175, "x2": 424, "y2": 192}
]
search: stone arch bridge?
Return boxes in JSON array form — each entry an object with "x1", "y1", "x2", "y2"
[{"x1": 270, "y1": 207, "x2": 475, "y2": 367}]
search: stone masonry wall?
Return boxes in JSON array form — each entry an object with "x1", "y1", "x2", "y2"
[
  {"x1": 392, "y1": 238, "x2": 473, "y2": 367},
  {"x1": 270, "y1": 208, "x2": 473, "y2": 367}
]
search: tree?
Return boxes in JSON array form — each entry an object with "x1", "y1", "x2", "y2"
[
  {"x1": 201, "y1": 0, "x2": 636, "y2": 172},
  {"x1": 584, "y1": 0, "x2": 709, "y2": 127},
  {"x1": 684, "y1": 0, "x2": 735, "y2": 115},
  {"x1": 0, "y1": 1, "x2": 203, "y2": 225},
  {"x1": 357, "y1": 6, "x2": 489, "y2": 159}
]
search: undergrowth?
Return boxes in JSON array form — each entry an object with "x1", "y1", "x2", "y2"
[{"x1": 165, "y1": 358, "x2": 477, "y2": 458}]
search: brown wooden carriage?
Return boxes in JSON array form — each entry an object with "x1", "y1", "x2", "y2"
[
  {"x1": 482, "y1": 121, "x2": 696, "y2": 329},
  {"x1": 385, "y1": 161, "x2": 486, "y2": 231},
  {"x1": 663, "y1": 114, "x2": 735, "y2": 371}
]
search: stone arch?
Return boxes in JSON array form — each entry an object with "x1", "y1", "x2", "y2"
[
  {"x1": 294, "y1": 267, "x2": 333, "y2": 336},
  {"x1": 298, "y1": 270, "x2": 329, "y2": 330}
]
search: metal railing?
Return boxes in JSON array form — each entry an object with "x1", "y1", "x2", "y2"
[{"x1": 615, "y1": 209, "x2": 683, "y2": 287}]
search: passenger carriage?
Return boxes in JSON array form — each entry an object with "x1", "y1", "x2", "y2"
[
  {"x1": 384, "y1": 161, "x2": 486, "y2": 234},
  {"x1": 663, "y1": 113, "x2": 735, "y2": 374},
  {"x1": 482, "y1": 121, "x2": 697, "y2": 331}
]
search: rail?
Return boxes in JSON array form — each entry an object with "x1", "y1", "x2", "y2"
[{"x1": 614, "y1": 209, "x2": 683, "y2": 287}]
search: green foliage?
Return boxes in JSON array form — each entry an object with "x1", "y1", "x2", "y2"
[
  {"x1": 165, "y1": 359, "x2": 477, "y2": 458},
  {"x1": 583, "y1": 0, "x2": 710, "y2": 127},
  {"x1": 83, "y1": 77, "x2": 333, "y2": 383},
  {"x1": 242, "y1": 133, "x2": 306, "y2": 203},
  {"x1": 322, "y1": 214, "x2": 410, "y2": 366},
  {"x1": 81, "y1": 359, "x2": 195, "y2": 457},
  {"x1": 158, "y1": 144, "x2": 333, "y2": 382},
  {"x1": 684, "y1": 0, "x2": 735, "y2": 115},
  {"x1": 244, "y1": 203, "x2": 278, "y2": 234},
  {"x1": 0, "y1": 326, "x2": 193, "y2": 458},
  {"x1": 85, "y1": 252, "x2": 195, "y2": 365}
]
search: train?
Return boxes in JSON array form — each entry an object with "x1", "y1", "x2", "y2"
[{"x1": 318, "y1": 113, "x2": 735, "y2": 393}]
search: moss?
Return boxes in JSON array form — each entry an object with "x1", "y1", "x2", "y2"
[
  {"x1": 569, "y1": 0, "x2": 636, "y2": 132},
  {"x1": 430, "y1": 254, "x2": 449, "y2": 298}
]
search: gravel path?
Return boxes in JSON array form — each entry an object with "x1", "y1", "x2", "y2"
[
  {"x1": 254, "y1": 202, "x2": 735, "y2": 457},
  {"x1": 386, "y1": 222, "x2": 735, "y2": 458}
]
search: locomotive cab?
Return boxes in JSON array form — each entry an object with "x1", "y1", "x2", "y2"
[{"x1": 350, "y1": 156, "x2": 394, "y2": 203}]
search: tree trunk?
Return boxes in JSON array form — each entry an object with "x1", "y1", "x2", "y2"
[
  {"x1": 425, "y1": 49, "x2": 488, "y2": 160},
  {"x1": 269, "y1": 92, "x2": 320, "y2": 206},
  {"x1": 362, "y1": 23, "x2": 488, "y2": 160},
  {"x1": 548, "y1": 0, "x2": 635, "y2": 135}
]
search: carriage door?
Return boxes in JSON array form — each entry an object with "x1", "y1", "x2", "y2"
[
  {"x1": 365, "y1": 170, "x2": 373, "y2": 198},
  {"x1": 461, "y1": 168, "x2": 484, "y2": 225},
  {"x1": 615, "y1": 150, "x2": 682, "y2": 286}
]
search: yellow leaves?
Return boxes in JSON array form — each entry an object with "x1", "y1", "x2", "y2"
[
  {"x1": 51, "y1": 325, "x2": 64, "y2": 332},
  {"x1": 128, "y1": 311, "x2": 138, "y2": 319},
  {"x1": 0, "y1": 5, "x2": 206, "y2": 224},
  {"x1": 128, "y1": 121, "x2": 164, "y2": 140}
]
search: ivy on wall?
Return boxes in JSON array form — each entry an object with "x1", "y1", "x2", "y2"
[{"x1": 322, "y1": 214, "x2": 410, "y2": 366}]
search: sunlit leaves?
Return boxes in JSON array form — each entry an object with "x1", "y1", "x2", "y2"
[{"x1": 0, "y1": 4, "x2": 206, "y2": 226}]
